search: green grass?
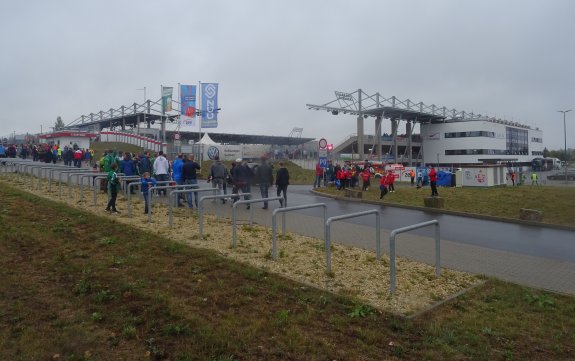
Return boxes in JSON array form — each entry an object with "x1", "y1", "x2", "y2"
[
  {"x1": 319, "y1": 183, "x2": 575, "y2": 227},
  {"x1": 0, "y1": 184, "x2": 574, "y2": 360}
]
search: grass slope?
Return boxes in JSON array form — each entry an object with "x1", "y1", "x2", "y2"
[{"x1": 1, "y1": 185, "x2": 574, "y2": 360}]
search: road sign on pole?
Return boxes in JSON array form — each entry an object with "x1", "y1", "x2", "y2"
[{"x1": 319, "y1": 138, "x2": 327, "y2": 149}]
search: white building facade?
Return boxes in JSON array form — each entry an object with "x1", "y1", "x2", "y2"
[{"x1": 420, "y1": 119, "x2": 544, "y2": 166}]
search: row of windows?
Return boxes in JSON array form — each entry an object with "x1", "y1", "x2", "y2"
[
  {"x1": 445, "y1": 149, "x2": 529, "y2": 156},
  {"x1": 506, "y1": 127, "x2": 528, "y2": 154},
  {"x1": 531, "y1": 137, "x2": 543, "y2": 143},
  {"x1": 532, "y1": 151, "x2": 544, "y2": 156},
  {"x1": 444, "y1": 131, "x2": 495, "y2": 138}
]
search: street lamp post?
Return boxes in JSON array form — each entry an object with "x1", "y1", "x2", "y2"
[{"x1": 558, "y1": 110, "x2": 571, "y2": 184}]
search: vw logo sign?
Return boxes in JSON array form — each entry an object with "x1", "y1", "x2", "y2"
[{"x1": 207, "y1": 146, "x2": 220, "y2": 160}]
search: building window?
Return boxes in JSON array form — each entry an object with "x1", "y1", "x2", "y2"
[
  {"x1": 445, "y1": 149, "x2": 507, "y2": 156},
  {"x1": 444, "y1": 131, "x2": 495, "y2": 138},
  {"x1": 531, "y1": 137, "x2": 542, "y2": 143},
  {"x1": 532, "y1": 151, "x2": 543, "y2": 156},
  {"x1": 506, "y1": 127, "x2": 528, "y2": 155}
]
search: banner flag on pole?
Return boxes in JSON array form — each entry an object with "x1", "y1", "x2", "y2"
[
  {"x1": 162, "y1": 86, "x2": 173, "y2": 112},
  {"x1": 179, "y1": 84, "x2": 197, "y2": 126},
  {"x1": 201, "y1": 83, "x2": 218, "y2": 128}
]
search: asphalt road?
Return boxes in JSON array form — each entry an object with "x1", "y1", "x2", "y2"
[{"x1": 287, "y1": 185, "x2": 575, "y2": 263}]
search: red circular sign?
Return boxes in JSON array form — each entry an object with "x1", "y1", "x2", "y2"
[
  {"x1": 174, "y1": 133, "x2": 181, "y2": 140},
  {"x1": 319, "y1": 138, "x2": 327, "y2": 149}
]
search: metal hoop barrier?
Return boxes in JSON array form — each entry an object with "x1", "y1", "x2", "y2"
[
  {"x1": 271, "y1": 203, "x2": 327, "y2": 260},
  {"x1": 78, "y1": 173, "x2": 109, "y2": 201},
  {"x1": 167, "y1": 188, "x2": 217, "y2": 227},
  {"x1": 231, "y1": 196, "x2": 284, "y2": 248},
  {"x1": 38, "y1": 165, "x2": 69, "y2": 190},
  {"x1": 126, "y1": 180, "x2": 173, "y2": 216},
  {"x1": 147, "y1": 184, "x2": 207, "y2": 223},
  {"x1": 389, "y1": 220, "x2": 440, "y2": 294},
  {"x1": 69, "y1": 172, "x2": 107, "y2": 200},
  {"x1": 198, "y1": 193, "x2": 248, "y2": 239},
  {"x1": 325, "y1": 210, "x2": 381, "y2": 273}
]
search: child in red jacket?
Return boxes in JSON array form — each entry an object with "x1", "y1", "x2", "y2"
[
  {"x1": 387, "y1": 171, "x2": 396, "y2": 193},
  {"x1": 361, "y1": 169, "x2": 371, "y2": 191},
  {"x1": 379, "y1": 173, "x2": 388, "y2": 199}
]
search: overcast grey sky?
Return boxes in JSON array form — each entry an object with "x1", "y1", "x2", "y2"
[{"x1": 1, "y1": 0, "x2": 574, "y2": 150}]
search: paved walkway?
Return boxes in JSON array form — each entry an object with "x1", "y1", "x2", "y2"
[{"x1": 212, "y1": 199, "x2": 575, "y2": 295}]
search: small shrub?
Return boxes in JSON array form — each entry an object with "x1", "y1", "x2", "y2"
[
  {"x1": 348, "y1": 303, "x2": 375, "y2": 318},
  {"x1": 91, "y1": 312, "x2": 103, "y2": 321},
  {"x1": 274, "y1": 310, "x2": 290, "y2": 326}
]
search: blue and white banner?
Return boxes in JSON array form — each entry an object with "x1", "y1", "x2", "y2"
[
  {"x1": 179, "y1": 84, "x2": 197, "y2": 126},
  {"x1": 201, "y1": 83, "x2": 218, "y2": 128}
]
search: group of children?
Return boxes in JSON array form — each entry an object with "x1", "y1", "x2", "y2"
[{"x1": 378, "y1": 170, "x2": 396, "y2": 199}]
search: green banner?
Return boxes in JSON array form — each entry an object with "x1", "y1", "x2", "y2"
[{"x1": 162, "y1": 86, "x2": 173, "y2": 113}]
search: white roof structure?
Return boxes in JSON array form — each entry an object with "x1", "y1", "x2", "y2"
[{"x1": 199, "y1": 133, "x2": 218, "y2": 145}]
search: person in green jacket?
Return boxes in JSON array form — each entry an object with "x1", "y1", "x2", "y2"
[{"x1": 105, "y1": 163, "x2": 121, "y2": 214}]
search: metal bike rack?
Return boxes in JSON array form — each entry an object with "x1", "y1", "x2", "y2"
[
  {"x1": 231, "y1": 196, "x2": 284, "y2": 248},
  {"x1": 38, "y1": 165, "x2": 69, "y2": 190},
  {"x1": 67, "y1": 171, "x2": 107, "y2": 200},
  {"x1": 271, "y1": 203, "x2": 327, "y2": 260},
  {"x1": 78, "y1": 173, "x2": 109, "y2": 201},
  {"x1": 325, "y1": 210, "x2": 381, "y2": 273},
  {"x1": 126, "y1": 180, "x2": 173, "y2": 216},
  {"x1": 389, "y1": 220, "x2": 440, "y2": 294},
  {"x1": 146, "y1": 184, "x2": 208, "y2": 223},
  {"x1": 167, "y1": 188, "x2": 217, "y2": 227},
  {"x1": 198, "y1": 193, "x2": 248, "y2": 239}
]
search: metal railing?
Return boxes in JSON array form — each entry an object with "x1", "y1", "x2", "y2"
[
  {"x1": 325, "y1": 210, "x2": 380, "y2": 273},
  {"x1": 271, "y1": 203, "x2": 327, "y2": 260},
  {"x1": 167, "y1": 188, "x2": 217, "y2": 227},
  {"x1": 389, "y1": 220, "x2": 440, "y2": 294},
  {"x1": 231, "y1": 196, "x2": 284, "y2": 247},
  {"x1": 198, "y1": 193, "x2": 243, "y2": 239}
]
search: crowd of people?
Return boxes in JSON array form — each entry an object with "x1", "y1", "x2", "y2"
[
  {"x1": 0, "y1": 142, "x2": 93, "y2": 167},
  {"x1": 94, "y1": 149, "x2": 291, "y2": 214}
]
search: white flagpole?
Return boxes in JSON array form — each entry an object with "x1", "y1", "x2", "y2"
[{"x1": 198, "y1": 81, "x2": 202, "y2": 162}]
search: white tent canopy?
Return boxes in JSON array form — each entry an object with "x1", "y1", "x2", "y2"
[{"x1": 199, "y1": 133, "x2": 218, "y2": 144}]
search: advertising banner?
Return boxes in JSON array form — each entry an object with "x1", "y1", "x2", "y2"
[
  {"x1": 179, "y1": 85, "x2": 196, "y2": 126},
  {"x1": 201, "y1": 83, "x2": 218, "y2": 128},
  {"x1": 162, "y1": 86, "x2": 173, "y2": 112}
]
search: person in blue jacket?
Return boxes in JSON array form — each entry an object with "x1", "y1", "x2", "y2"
[{"x1": 140, "y1": 172, "x2": 157, "y2": 214}]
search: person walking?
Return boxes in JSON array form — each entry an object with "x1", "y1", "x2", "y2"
[
  {"x1": 429, "y1": 165, "x2": 439, "y2": 197},
  {"x1": 153, "y1": 151, "x2": 170, "y2": 196},
  {"x1": 313, "y1": 162, "x2": 323, "y2": 188},
  {"x1": 255, "y1": 157, "x2": 273, "y2": 209},
  {"x1": 183, "y1": 154, "x2": 201, "y2": 208},
  {"x1": 208, "y1": 156, "x2": 226, "y2": 198},
  {"x1": 172, "y1": 154, "x2": 184, "y2": 206},
  {"x1": 410, "y1": 169, "x2": 415, "y2": 186},
  {"x1": 105, "y1": 163, "x2": 121, "y2": 214},
  {"x1": 387, "y1": 171, "x2": 396, "y2": 193},
  {"x1": 275, "y1": 161, "x2": 289, "y2": 207},
  {"x1": 361, "y1": 168, "x2": 371, "y2": 191},
  {"x1": 231, "y1": 159, "x2": 253, "y2": 209},
  {"x1": 140, "y1": 172, "x2": 157, "y2": 214},
  {"x1": 379, "y1": 172, "x2": 389, "y2": 199},
  {"x1": 531, "y1": 172, "x2": 539, "y2": 186}
]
